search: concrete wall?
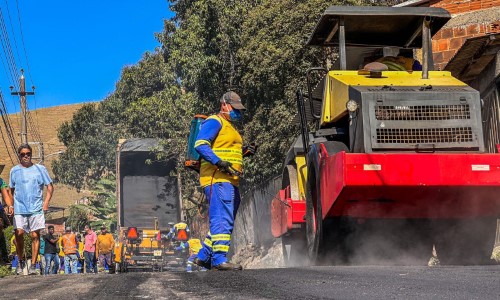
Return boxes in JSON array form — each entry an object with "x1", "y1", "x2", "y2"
[{"x1": 231, "y1": 176, "x2": 281, "y2": 256}]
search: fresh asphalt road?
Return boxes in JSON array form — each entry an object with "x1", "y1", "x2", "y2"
[{"x1": 1, "y1": 266, "x2": 499, "y2": 299}]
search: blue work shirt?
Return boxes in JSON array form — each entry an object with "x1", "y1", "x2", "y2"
[
  {"x1": 9, "y1": 164, "x2": 52, "y2": 215},
  {"x1": 195, "y1": 118, "x2": 223, "y2": 165}
]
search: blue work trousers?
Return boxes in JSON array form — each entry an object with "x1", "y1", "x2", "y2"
[{"x1": 197, "y1": 182, "x2": 241, "y2": 267}]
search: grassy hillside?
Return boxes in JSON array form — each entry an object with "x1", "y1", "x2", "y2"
[{"x1": 0, "y1": 103, "x2": 93, "y2": 211}]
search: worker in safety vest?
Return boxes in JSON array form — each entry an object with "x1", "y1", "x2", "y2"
[
  {"x1": 61, "y1": 227, "x2": 78, "y2": 274},
  {"x1": 57, "y1": 235, "x2": 65, "y2": 274},
  {"x1": 376, "y1": 47, "x2": 422, "y2": 71},
  {"x1": 193, "y1": 91, "x2": 256, "y2": 271},
  {"x1": 175, "y1": 238, "x2": 205, "y2": 272},
  {"x1": 10, "y1": 233, "x2": 17, "y2": 273},
  {"x1": 168, "y1": 222, "x2": 190, "y2": 241},
  {"x1": 76, "y1": 234, "x2": 84, "y2": 273}
]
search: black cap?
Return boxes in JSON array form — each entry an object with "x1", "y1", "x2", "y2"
[{"x1": 220, "y1": 91, "x2": 246, "y2": 110}]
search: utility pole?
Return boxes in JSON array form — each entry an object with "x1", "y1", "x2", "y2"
[{"x1": 11, "y1": 69, "x2": 35, "y2": 145}]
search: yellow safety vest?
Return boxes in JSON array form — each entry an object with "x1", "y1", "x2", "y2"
[
  {"x1": 174, "y1": 222, "x2": 188, "y2": 230},
  {"x1": 58, "y1": 237, "x2": 64, "y2": 257},
  {"x1": 198, "y1": 115, "x2": 243, "y2": 187},
  {"x1": 377, "y1": 56, "x2": 415, "y2": 71},
  {"x1": 188, "y1": 239, "x2": 202, "y2": 255},
  {"x1": 10, "y1": 235, "x2": 16, "y2": 255}
]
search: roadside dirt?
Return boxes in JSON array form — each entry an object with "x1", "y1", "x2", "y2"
[{"x1": 232, "y1": 241, "x2": 284, "y2": 269}]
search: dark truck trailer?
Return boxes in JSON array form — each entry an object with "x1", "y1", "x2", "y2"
[
  {"x1": 117, "y1": 138, "x2": 182, "y2": 228},
  {"x1": 115, "y1": 138, "x2": 183, "y2": 272}
]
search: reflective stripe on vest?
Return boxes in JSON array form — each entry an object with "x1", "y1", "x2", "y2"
[
  {"x1": 62, "y1": 233, "x2": 77, "y2": 254},
  {"x1": 199, "y1": 115, "x2": 243, "y2": 187}
]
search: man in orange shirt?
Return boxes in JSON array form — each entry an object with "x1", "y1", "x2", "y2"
[
  {"x1": 61, "y1": 227, "x2": 78, "y2": 274},
  {"x1": 96, "y1": 225, "x2": 115, "y2": 273}
]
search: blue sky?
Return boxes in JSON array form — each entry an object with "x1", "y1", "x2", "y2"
[{"x1": 0, "y1": 1, "x2": 173, "y2": 113}]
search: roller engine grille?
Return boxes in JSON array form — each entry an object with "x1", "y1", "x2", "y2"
[
  {"x1": 375, "y1": 105, "x2": 470, "y2": 121},
  {"x1": 376, "y1": 127, "x2": 474, "y2": 144}
]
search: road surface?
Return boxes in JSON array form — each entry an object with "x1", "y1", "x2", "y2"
[{"x1": 1, "y1": 266, "x2": 499, "y2": 299}]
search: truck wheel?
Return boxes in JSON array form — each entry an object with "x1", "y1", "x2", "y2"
[
  {"x1": 281, "y1": 164, "x2": 307, "y2": 266},
  {"x1": 306, "y1": 141, "x2": 349, "y2": 265},
  {"x1": 305, "y1": 166, "x2": 324, "y2": 265},
  {"x1": 321, "y1": 141, "x2": 349, "y2": 155},
  {"x1": 434, "y1": 218, "x2": 497, "y2": 265},
  {"x1": 282, "y1": 165, "x2": 300, "y2": 200}
]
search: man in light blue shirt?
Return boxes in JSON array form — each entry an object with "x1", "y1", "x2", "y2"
[{"x1": 10, "y1": 144, "x2": 54, "y2": 275}]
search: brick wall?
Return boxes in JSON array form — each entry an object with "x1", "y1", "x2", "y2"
[
  {"x1": 429, "y1": 0, "x2": 500, "y2": 70},
  {"x1": 432, "y1": 21, "x2": 500, "y2": 70},
  {"x1": 429, "y1": 0, "x2": 500, "y2": 14}
]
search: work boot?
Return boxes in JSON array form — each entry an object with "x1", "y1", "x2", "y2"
[
  {"x1": 213, "y1": 262, "x2": 242, "y2": 271},
  {"x1": 193, "y1": 257, "x2": 211, "y2": 270}
]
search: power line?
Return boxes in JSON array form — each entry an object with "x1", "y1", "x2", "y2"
[
  {"x1": 3, "y1": 0, "x2": 22, "y2": 71},
  {"x1": 0, "y1": 90, "x2": 19, "y2": 159},
  {"x1": 0, "y1": 7, "x2": 19, "y2": 89},
  {"x1": 26, "y1": 104, "x2": 42, "y2": 142},
  {"x1": 14, "y1": 0, "x2": 34, "y2": 86},
  {"x1": 0, "y1": 125, "x2": 15, "y2": 165}
]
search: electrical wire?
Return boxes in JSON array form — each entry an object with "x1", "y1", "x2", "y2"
[
  {"x1": 0, "y1": 91, "x2": 20, "y2": 159},
  {"x1": 0, "y1": 125, "x2": 15, "y2": 165},
  {"x1": 26, "y1": 106, "x2": 42, "y2": 143},
  {"x1": 0, "y1": 7, "x2": 19, "y2": 86},
  {"x1": 14, "y1": 0, "x2": 34, "y2": 86},
  {"x1": 0, "y1": 1, "x2": 38, "y2": 159},
  {"x1": 3, "y1": 0, "x2": 22, "y2": 70}
]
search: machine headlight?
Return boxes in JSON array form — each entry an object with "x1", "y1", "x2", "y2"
[{"x1": 346, "y1": 100, "x2": 358, "y2": 112}]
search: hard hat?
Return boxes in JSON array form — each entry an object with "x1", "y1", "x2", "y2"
[{"x1": 167, "y1": 222, "x2": 175, "y2": 226}]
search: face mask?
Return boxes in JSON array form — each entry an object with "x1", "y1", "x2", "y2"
[{"x1": 229, "y1": 109, "x2": 242, "y2": 121}]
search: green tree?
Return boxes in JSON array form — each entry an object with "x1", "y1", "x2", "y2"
[
  {"x1": 66, "y1": 176, "x2": 117, "y2": 230},
  {"x1": 54, "y1": 0, "x2": 373, "y2": 217},
  {"x1": 53, "y1": 103, "x2": 118, "y2": 190},
  {"x1": 67, "y1": 205, "x2": 90, "y2": 232}
]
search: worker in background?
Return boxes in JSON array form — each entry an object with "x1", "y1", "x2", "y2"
[
  {"x1": 10, "y1": 232, "x2": 17, "y2": 274},
  {"x1": 96, "y1": 225, "x2": 115, "y2": 273},
  {"x1": 76, "y1": 234, "x2": 84, "y2": 273},
  {"x1": 57, "y1": 234, "x2": 65, "y2": 274},
  {"x1": 168, "y1": 222, "x2": 190, "y2": 242},
  {"x1": 61, "y1": 227, "x2": 78, "y2": 274},
  {"x1": 193, "y1": 91, "x2": 256, "y2": 271},
  {"x1": 376, "y1": 47, "x2": 422, "y2": 71},
  {"x1": 175, "y1": 237, "x2": 204, "y2": 272}
]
